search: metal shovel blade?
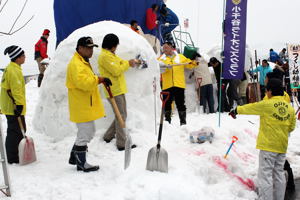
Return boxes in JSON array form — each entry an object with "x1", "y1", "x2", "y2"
[
  {"x1": 124, "y1": 131, "x2": 132, "y2": 169},
  {"x1": 146, "y1": 146, "x2": 168, "y2": 173}
]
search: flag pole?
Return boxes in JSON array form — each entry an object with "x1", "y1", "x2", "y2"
[{"x1": 218, "y1": 0, "x2": 227, "y2": 127}]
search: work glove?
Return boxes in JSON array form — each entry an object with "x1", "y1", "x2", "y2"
[
  {"x1": 165, "y1": 22, "x2": 170, "y2": 27},
  {"x1": 99, "y1": 77, "x2": 112, "y2": 86},
  {"x1": 14, "y1": 105, "x2": 23, "y2": 117},
  {"x1": 228, "y1": 108, "x2": 237, "y2": 119}
]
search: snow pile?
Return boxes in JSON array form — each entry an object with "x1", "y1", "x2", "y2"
[
  {"x1": 32, "y1": 21, "x2": 160, "y2": 141},
  {"x1": 207, "y1": 44, "x2": 253, "y2": 71}
]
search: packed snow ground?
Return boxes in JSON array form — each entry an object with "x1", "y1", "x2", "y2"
[
  {"x1": 1, "y1": 80, "x2": 299, "y2": 200},
  {"x1": 1, "y1": 21, "x2": 300, "y2": 200}
]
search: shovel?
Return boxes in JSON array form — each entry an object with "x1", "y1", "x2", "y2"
[
  {"x1": 17, "y1": 117, "x2": 37, "y2": 165},
  {"x1": 146, "y1": 91, "x2": 170, "y2": 173},
  {"x1": 104, "y1": 84, "x2": 132, "y2": 169},
  {"x1": 7, "y1": 90, "x2": 36, "y2": 165},
  {"x1": 196, "y1": 77, "x2": 203, "y2": 113}
]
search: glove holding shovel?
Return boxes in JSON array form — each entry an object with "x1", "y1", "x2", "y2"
[{"x1": 146, "y1": 91, "x2": 170, "y2": 173}]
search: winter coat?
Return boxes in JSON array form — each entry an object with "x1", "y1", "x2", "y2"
[
  {"x1": 269, "y1": 51, "x2": 280, "y2": 63},
  {"x1": 193, "y1": 57, "x2": 213, "y2": 87},
  {"x1": 159, "y1": 52, "x2": 197, "y2": 90},
  {"x1": 160, "y1": 8, "x2": 179, "y2": 35},
  {"x1": 66, "y1": 52, "x2": 105, "y2": 123},
  {"x1": 249, "y1": 65, "x2": 273, "y2": 86},
  {"x1": 0, "y1": 62, "x2": 26, "y2": 115},
  {"x1": 34, "y1": 36, "x2": 48, "y2": 60},
  {"x1": 98, "y1": 48, "x2": 129, "y2": 97},
  {"x1": 279, "y1": 51, "x2": 288, "y2": 62},
  {"x1": 146, "y1": 7, "x2": 157, "y2": 30},
  {"x1": 263, "y1": 91, "x2": 290, "y2": 103},
  {"x1": 237, "y1": 96, "x2": 296, "y2": 153}
]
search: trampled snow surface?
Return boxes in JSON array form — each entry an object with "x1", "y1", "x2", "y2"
[
  {"x1": 2, "y1": 81, "x2": 299, "y2": 200},
  {"x1": 0, "y1": 21, "x2": 299, "y2": 200}
]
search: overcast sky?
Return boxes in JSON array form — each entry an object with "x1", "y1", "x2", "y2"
[{"x1": 1, "y1": 0, "x2": 300, "y2": 71}]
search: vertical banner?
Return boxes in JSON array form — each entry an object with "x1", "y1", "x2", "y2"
[
  {"x1": 288, "y1": 44, "x2": 300, "y2": 89},
  {"x1": 223, "y1": 0, "x2": 248, "y2": 79}
]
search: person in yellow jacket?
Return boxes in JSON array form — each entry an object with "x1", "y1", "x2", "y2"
[
  {"x1": 98, "y1": 33, "x2": 139, "y2": 151},
  {"x1": 158, "y1": 41, "x2": 198, "y2": 125},
  {"x1": 66, "y1": 36, "x2": 112, "y2": 172},
  {"x1": 229, "y1": 78, "x2": 296, "y2": 200},
  {"x1": 0, "y1": 45, "x2": 26, "y2": 164}
]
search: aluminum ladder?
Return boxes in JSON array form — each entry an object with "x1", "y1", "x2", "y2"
[{"x1": 0, "y1": 117, "x2": 11, "y2": 197}]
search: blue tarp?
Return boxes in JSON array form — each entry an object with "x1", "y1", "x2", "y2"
[{"x1": 54, "y1": 0, "x2": 164, "y2": 46}]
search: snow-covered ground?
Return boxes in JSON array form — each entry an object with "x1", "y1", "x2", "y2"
[
  {"x1": 0, "y1": 20, "x2": 299, "y2": 200},
  {"x1": 1, "y1": 79, "x2": 299, "y2": 200}
]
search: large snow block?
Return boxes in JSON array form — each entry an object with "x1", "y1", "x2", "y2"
[{"x1": 33, "y1": 21, "x2": 160, "y2": 141}]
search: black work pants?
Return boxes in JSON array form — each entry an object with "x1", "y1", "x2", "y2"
[
  {"x1": 227, "y1": 79, "x2": 241, "y2": 108},
  {"x1": 5, "y1": 115, "x2": 26, "y2": 164},
  {"x1": 200, "y1": 84, "x2": 215, "y2": 113},
  {"x1": 163, "y1": 87, "x2": 186, "y2": 113}
]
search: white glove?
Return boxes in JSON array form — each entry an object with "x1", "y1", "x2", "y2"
[
  {"x1": 155, "y1": 20, "x2": 159, "y2": 25},
  {"x1": 165, "y1": 23, "x2": 170, "y2": 27}
]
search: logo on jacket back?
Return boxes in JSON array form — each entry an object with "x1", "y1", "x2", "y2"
[{"x1": 273, "y1": 101, "x2": 290, "y2": 121}]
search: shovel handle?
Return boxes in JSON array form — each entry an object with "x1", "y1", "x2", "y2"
[
  {"x1": 196, "y1": 78, "x2": 202, "y2": 88},
  {"x1": 7, "y1": 90, "x2": 26, "y2": 137},
  {"x1": 232, "y1": 136, "x2": 238, "y2": 143},
  {"x1": 104, "y1": 84, "x2": 126, "y2": 128},
  {"x1": 104, "y1": 83, "x2": 114, "y2": 98},
  {"x1": 160, "y1": 91, "x2": 170, "y2": 109}
]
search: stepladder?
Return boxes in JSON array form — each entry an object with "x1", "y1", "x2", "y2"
[{"x1": 0, "y1": 117, "x2": 11, "y2": 197}]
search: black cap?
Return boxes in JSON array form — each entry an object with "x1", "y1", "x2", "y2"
[
  {"x1": 77, "y1": 37, "x2": 98, "y2": 48},
  {"x1": 208, "y1": 57, "x2": 218, "y2": 66}
]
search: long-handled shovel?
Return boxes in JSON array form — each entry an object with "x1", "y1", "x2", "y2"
[
  {"x1": 104, "y1": 85, "x2": 132, "y2": 169},
  {"x1": 7, "y1": 90, "x2": 36, "y2": 165},
  {"x1": 146, "y1": 91, "x2": 170, "y2": 173},
  {"x1": 196, "y1": 77, "x2": 202, "y2": 113}
]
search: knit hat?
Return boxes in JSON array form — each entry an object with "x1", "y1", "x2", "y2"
[
  {"x1": 43, "y1": 29, "x2": 50, "y2": 36},
  {"x1": 4, "y1": 45, "x2": 24, "y2": 60}
]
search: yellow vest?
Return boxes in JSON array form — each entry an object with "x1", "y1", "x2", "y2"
[
  {"x1": 237, "y1": 96, "x2": 296, "y2": 153},
  {"x1": 98, "y1": 49, "x2": 129, "y2": 97},
  {"x1": 66, "y1": 52, "x2": 105, "y2": 123},
  {"x1": 158, "y1": 53, "x2": 197, "y2": 90},
  {"x1": 0, "y1": 62, "x2": 26, "y2": 115}
]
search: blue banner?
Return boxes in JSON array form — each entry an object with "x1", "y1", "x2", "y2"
[
  {"x1": 54, "y1": 0, "x2": 164, "y2": 46},
  {"x1": 223, "y1": 0, "x2": 248, "y2": 79}
]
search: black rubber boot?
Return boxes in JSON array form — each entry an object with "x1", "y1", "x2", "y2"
[
  {"x1": 75, "y1": 145, "x2": 99, "y2": 172},
  {"x1": 68, "y1": 144, "x2": 76, "y2": 165},
  {"x1": 165, "y1": 111, "x2": 172, "y2": 124},
  {"x1": 179, "y1": 111, "x2": 186, "y2": 126},
  {"x1": 37, "y1": 74, "x2": 44, "y2": 87}
]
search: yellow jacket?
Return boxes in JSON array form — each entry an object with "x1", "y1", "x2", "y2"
[
  {"x1": 66, "y1": 52, "x2": 105, "y2": 123},
  {"x1": 158, "y1": 52, "x2": 197, "y2": 90},
  {"x1": 98, "y1": 49, "x2": 129, "y2": 97},
  {"x1": 0, "y1": 62, "x2": 26, "y2": 115},
  {"x1": 237, "y1": 96, "x2": 296, "y2": 153},
  {"x1": 263, "y1": 91, "x2": 290, "y2": 103}
]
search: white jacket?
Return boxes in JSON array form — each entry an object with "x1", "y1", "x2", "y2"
[{"x1": 193, "y1": 57, "x2": 213, "y2": 87}]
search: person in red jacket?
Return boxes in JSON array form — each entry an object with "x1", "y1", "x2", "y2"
[
  {"x1": 34, "y1": 29, "x2": 50, "y2": 87},
  {"x1": 146, "y1": 4, "x2": 159, "y2": 34}
]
